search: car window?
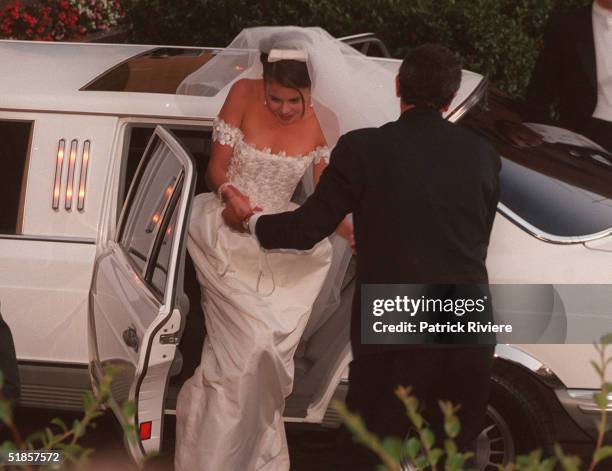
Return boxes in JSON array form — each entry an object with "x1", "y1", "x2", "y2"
[
  {"x1": 82, "y1": 48, "x2": 216, "y2": 94},
  {"x1": 150, "y1": 197, "x2": 180, "y2": 298},
  {"x1": 119, "y1": 137, "x2": 183, "y2": 274},
  {"x1": 120, "y1": 125, "x2": 211, "y2": 214},
  {"x1": 0, "y1": 120, "x2": 32, "y2": 235},
  {"x1": 458, "y1": 90, "x2": 612, "y2": 240},
  {"x1": 82, "y1": 47, "x2": 247, "y2": 97}
]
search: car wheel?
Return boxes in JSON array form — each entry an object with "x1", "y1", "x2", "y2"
[{"x1": 475, "y1": 370, "x2": 555, "y2": 470}]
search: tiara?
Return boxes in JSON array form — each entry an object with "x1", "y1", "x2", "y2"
[{"x1": 267, "y1": 48, "x2": 308, "y2": 63}]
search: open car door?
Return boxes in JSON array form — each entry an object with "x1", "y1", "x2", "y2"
[{"x1": 88, "y1": 126, "x2": 195, "y2": 461}]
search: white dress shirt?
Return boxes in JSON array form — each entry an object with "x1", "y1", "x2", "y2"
[
  {"x1": 248, "y1": 212, "x2": 263, "y2": 240},
  {"x1": 592, "y1": 1, "x2": 612, "y2": 122}
]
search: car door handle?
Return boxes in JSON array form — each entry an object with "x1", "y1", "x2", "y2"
[{"x1": 122, "y1": 326, "x2": 139, "y2": 353}]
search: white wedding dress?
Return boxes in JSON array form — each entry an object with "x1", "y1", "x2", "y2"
[{"x1": 174, "y1": 118, "x2": 333, "y2": 471}]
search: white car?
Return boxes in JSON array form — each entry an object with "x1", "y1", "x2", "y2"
[{"x1": 0, "y1": 38, "x2": 609, "y2": 468}]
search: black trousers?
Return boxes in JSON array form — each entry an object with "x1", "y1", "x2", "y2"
[
  {"x1": 0, "y1": 313, "x2": 20, "y2": 401},
  {"x1": 333, "y1": 345, "x2": 494, "y2": 470}
]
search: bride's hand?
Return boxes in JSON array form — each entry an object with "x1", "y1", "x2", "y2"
[{"x1": 220, "y1": 185, "x2": 262, "y2": 231}]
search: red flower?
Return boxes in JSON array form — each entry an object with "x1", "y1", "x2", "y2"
[{"x1": 23, "y1": 13, "x2": 36, "y2": 27}]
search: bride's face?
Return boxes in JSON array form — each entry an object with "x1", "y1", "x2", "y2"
[{"x1": 264, "y1": 80, "x2": 310, "y2": 125}]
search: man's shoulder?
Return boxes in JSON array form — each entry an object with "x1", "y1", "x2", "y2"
[
  {"x1": 334, "y1": 126, "x2": 388, "y2": 153},
  {"x1": 342, "y1": 125, "x2": 386, "y2": 141},
  {"x1": 455, "y1": 123, "x2": 498, "y2": 157}
]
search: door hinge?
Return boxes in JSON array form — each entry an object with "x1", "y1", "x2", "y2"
[{"x1": 159, "y1": 333, "x2": 179, "y2": 345}]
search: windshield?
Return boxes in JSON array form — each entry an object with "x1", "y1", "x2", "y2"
[
  {"x1": 457, "y1": 89, "x2": 612, "y2": 240},
  {"x1": 81, "y1": 47, "x2": 227, "y2": 95}
]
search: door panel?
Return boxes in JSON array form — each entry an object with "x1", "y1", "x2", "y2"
[{"x1": 89, "y1": 126, "x2": 195, "y2": 460}]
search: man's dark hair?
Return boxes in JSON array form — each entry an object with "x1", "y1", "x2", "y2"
[{"x1": 398, "y1": 44, "x2": 462, "y2": 109}]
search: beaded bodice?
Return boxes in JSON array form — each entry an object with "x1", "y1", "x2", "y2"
[{"x1": 212, "y1": 118, "x2": 330, "y2": 212}]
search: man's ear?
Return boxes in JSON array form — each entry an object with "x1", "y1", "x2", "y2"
[
  {"x1": 395, "y1": 75, "x2": 401, "y2": 98},
  {"x1": 441, "y1": 92, "x2": 458, "y2": 112}
]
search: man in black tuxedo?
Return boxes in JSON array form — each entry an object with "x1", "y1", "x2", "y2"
[
  {"x1": 527, "y1": 0, "x2": 612, "y2": 151},
  {"x1": 224, "y1": 44, "x2": 500, "y2": 469}
]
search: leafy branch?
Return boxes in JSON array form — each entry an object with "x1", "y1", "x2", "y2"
[
  {"x1": 333, "y1": 334, "x2": 612, "y2": 471},
  {"x1": 0, "y1": 365, "x2": 137, "y2": 470}
]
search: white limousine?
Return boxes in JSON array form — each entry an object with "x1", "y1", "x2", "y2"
[{"x1": 0, "y1": 36, "x2": 610, "y2": 468}]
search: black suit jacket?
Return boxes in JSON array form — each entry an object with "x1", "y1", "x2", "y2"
[
  {"x1": 256, "y1": 108, "x2": 501, "y2": 356},
  {"x1": 526, "y1": 5, "x2": 597, "y2": 132},
  {"x1": 0, "y1": 312, "x2": 20, "y2": 401}
]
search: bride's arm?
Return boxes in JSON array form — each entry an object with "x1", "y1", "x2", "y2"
[
  {"x1": 205, "y1": 80, "x2": 248, "y2": 195},
  {"x1": 313, "y1": 159, "x2": 353, "y2": 243}
]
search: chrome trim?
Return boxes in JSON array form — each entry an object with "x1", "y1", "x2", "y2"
[
  {"x1": 18, "y1": 361, "x2": 91, "y2": 412},
  {"x1": 567, "y1": 389, "x2": 612, "y2": 413},
  {"x1": 0, "y1": 234, "x2": 95, "y2": 244},
  {"x1": 338, "y1": 32, "x2": 378, "y2": 41},
  {"x1": 556, "y1": 388, "x2": 612, "y2": 438},
  {"x1": 52, "y1": 139, "x2": 66, "y2": 210},
  {"x1": 446, "y1": 76, "x2": 488, "y2": 123},
  {"x1": 497, "y1": 202, "x2": 612, "y2": 244},
  {"x1": 77, "y1": 140, "x2": 91, "y2": 211},
  {"x1": 0, "y1": 107, "x2": 217, "y2": 121},
  {"x1": 494, "y1": 344, "x2": 565, "y2": 389},
  {"x1": 65, "y1": 139, "x2": 78, "y2": 210}
]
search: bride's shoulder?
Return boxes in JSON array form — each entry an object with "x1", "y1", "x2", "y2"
[{"x1": 219, "y1": 79, "x2": 263, "y2": 125}]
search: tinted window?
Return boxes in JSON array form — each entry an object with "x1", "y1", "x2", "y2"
[
  {"x1": 459, "y1": 90, "x2": 612, "y2": 238},
  {"x1": 150, "y1": 199, "x2": 179, "y2": 298},
  {"x1": 82, "y1": 48, "x2": 217, "y2": 95},
  {"x1": 120, "y1": 138, "x2": 183, "y2": 273},
  {"x1": 120, "y1": 126, "x2": 211, "y2": 212},
  {"x1": 0, "y1": 121, "x2": 31, "y2": 235}
]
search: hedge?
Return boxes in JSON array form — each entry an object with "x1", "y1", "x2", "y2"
[
  {"x1": 123, "y1": 0, "x2": 591, "y2": 97},
  {"x1": 0, "y1": 0, "x2": 123, "y2": 41}
]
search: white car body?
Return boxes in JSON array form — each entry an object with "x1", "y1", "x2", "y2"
[{"x1": 0, "y1": 39, "x2": 610, "y2": 464}]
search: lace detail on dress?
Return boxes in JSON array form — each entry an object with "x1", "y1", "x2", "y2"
[
  {"x1": 213, "y1": 117, "x2": 243, "y2": 147},
  {"x1": 214, "y1": 117, "x2": 330, "y2": 212}
]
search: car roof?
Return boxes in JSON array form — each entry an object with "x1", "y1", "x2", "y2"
[
  {"x1": 0, "y1": 40, "x2": 231, "y2": 118},
  {"x1": 0, "y1": 40, "x2": 483, "y2": 120}
]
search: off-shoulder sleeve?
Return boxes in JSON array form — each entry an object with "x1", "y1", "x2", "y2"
[
  {"x1": 212, "y1": 117, "x2": 243, "y2": 147},
  {"x1": 313, "y1": 146, "x2": 330, "y2": 165}
]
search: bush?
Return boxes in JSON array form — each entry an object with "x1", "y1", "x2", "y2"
[
  {"x1": 122, "y1": 0, "x2": 590, "y2": 97},
  {"x1": 0, "y1": 0, "x2": 123, "y2": 41}
]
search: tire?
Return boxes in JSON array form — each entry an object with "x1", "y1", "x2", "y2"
[{"x1": 475, "y1": 367, "x2": 556, "y2": 470}]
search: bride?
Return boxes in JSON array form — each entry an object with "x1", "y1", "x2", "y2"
[{"x1": 174, "y1": 27, "x2": 397, "y2": 471}]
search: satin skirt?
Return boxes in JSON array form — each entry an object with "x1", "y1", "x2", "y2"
[{"x1": 175, "y1": 193, "x2": 332, "y2": 471}]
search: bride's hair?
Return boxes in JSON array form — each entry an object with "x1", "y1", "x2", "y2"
[{"x1": 260, "y1": 52, "x2": 311, "y2": 115}]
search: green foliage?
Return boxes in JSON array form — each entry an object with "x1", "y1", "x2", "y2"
[
  {"x1": 122, "y1": 0, "x2": 590, "y2": 97},
  {"x1": 0, "y1": 364, "x2": 138, "y2": 470},
  {"x1": 333, "y1": 335, "x2": 612, "y2": 471}
]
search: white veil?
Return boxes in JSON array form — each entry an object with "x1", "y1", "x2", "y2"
[
  {"x1": 177, "y1": 26, "x2": 398, "y2": 146},
  {"x1": 178, "y1": 26, "x2": 399, "y2": 344}
]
